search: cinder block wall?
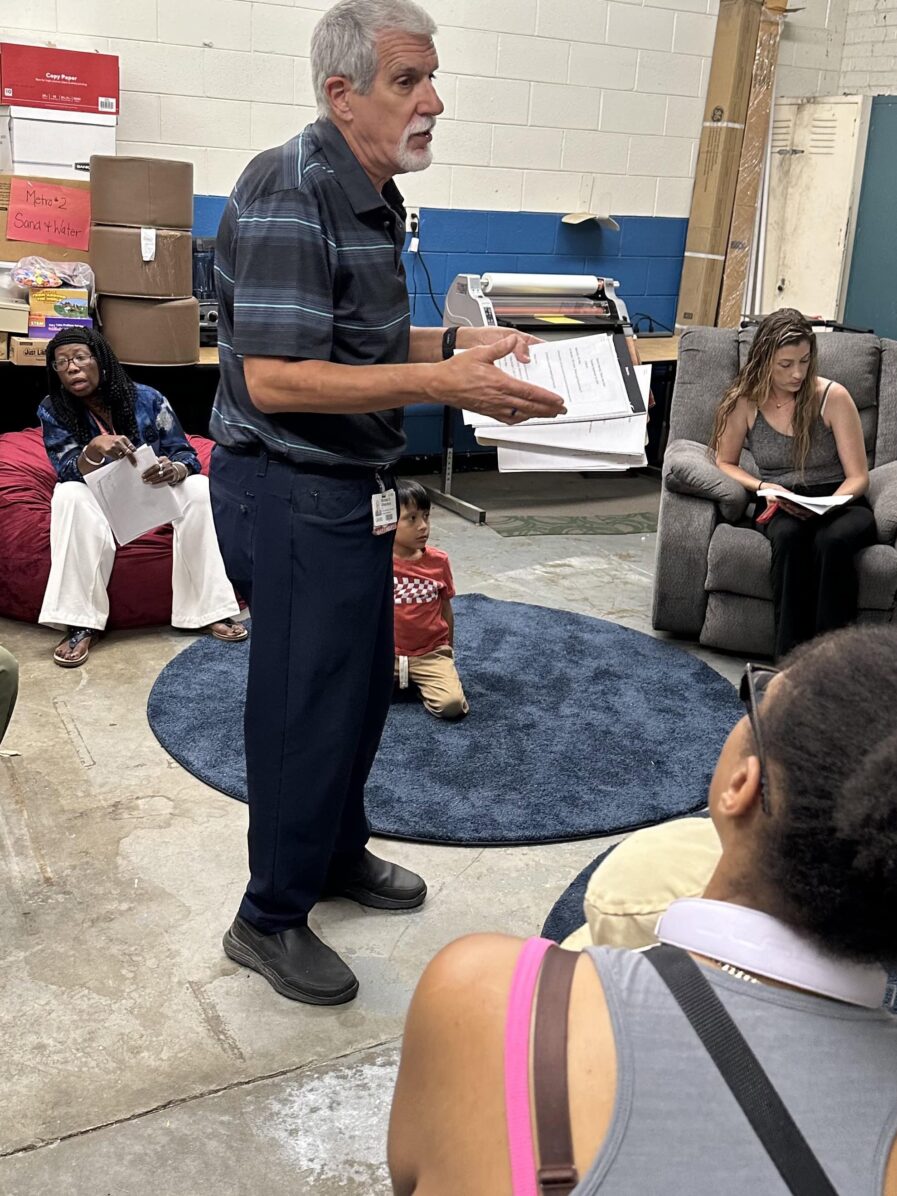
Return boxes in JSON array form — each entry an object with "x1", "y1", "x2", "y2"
[{"x1": 0, "y1": 0, "x2": 850, "y2": 323}]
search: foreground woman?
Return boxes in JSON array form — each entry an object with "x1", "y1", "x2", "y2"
[
  {"x1": 389, "y1": 624, "x2": 897, "y2": 1194},
  {"x1": 38, "y1": 328, "x2": 246, "y2": 667}
]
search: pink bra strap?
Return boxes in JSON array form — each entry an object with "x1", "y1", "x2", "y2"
[{"x1": 505, "y1": 936, "x2": 554, "y2": 1196}]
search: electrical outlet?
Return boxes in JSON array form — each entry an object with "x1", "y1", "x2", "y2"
[{"x1": 405, "y1": 207, "x2": 420, "y2": 235}]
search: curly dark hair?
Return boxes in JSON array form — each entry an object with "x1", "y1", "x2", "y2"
[
  {"x1": 44, "y1": 327, "x2": 139, "y2": 446},
  {"x1": 396, "y1": 477, "x2": 431, "y2": 513},
  {"x1": 755, "y1": 624, "x2": 897, "y2": 964}
]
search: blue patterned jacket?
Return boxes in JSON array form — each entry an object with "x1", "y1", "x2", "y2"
[{"x1": 38, "y1": 383, "x2": 200, "y2": 484}]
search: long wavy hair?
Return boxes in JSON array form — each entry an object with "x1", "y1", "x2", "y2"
[
  {"x1": 710, "y1": 309, "x2": 819, "y2": 476},
  {"x1": 44, "y1": 327, "x2": 139, "y2": 447}
]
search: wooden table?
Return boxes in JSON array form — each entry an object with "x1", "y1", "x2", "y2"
[{"x1": 634, "y1": 334, "x2": 679, "y2": 364}]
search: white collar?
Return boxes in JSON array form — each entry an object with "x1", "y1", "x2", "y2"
[{"x1": 655, "y1": 898, "x2": 887, "y2": 1009}]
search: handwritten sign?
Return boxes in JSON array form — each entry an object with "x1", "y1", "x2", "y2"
[{"x1": 6, "y1": 178, "x2": 91, "y2": 252}]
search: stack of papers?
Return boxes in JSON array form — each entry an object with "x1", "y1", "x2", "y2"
[
  {"x1": 757, "y1": 487, "x2": 853, "y2": 515},
  {"x1": 84, "y1": 444, "x2": 182, "y2": 545},
  {"x1": 462, "y1": 335, "x2": 650, "y2": 473}
]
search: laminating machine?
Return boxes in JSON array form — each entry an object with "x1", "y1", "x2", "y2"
[
  {"x1": 443, "y1": 271, "x2": 633, "y2": 340},
  {"x1": 431, "y1": 272, "x2": 636, "y2": 522}
]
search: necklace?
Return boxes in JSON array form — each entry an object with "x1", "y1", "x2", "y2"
[{"x1": 773, "y1": 394, "x2": 793, "y2": 410}]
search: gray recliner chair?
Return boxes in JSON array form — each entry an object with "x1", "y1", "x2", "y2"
[{"x1": 652, "y1": 326, "x2": 897, "y2": 657}]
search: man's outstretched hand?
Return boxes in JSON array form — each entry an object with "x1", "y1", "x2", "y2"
[{"x1": 435, "y1": 333, "x2": 565, "y2": 426}]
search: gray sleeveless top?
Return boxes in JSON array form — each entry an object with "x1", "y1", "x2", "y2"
[
  {"x1": 746, "y1": 383, "x2": 844, "y2": 489},
  {"x1": 571, "y1": 948, "x2": 897, "y2": 1194}
]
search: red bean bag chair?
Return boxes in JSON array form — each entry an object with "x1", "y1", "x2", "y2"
[{"x1": 0, "y1": 427, "x2": 216, "y2": 628}]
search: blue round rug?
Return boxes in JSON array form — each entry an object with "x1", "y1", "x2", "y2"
[{"x1": 147, "y1": 594, "x2": 741, "y2": 846}]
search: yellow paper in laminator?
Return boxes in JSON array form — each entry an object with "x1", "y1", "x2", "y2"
[
  {"x1": 481, "y1": 273, "x2": 599, "y2": 297},
  {"x1": 534, "y1": 315, "x2": 585, "y2": 324}
]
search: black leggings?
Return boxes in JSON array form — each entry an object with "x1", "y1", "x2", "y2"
[{"x1": 757, "y1": 491, "x2": 876, "y2": 660}]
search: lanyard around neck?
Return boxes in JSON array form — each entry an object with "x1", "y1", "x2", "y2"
[{"x1": 655, "y1": 899, "x2": 887, "y2": 1009}]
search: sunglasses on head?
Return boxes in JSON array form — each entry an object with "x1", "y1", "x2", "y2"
[{"x1": 739, "y1": 663, "x2": 780, "y2": 814}]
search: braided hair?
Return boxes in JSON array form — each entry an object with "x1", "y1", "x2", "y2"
[{"x1": 44, "y1": 327, "x2": 140, "y2": 446}]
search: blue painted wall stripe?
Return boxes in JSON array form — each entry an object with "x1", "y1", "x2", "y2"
[{"x1": 192, "y1": 195, "x2": 686, "y2": 335}]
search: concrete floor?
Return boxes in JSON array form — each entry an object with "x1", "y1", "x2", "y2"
[{"x1": 0, "y1": 486, "x2": 742, "y2": 1194}]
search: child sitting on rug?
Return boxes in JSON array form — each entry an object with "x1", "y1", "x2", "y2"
[{"x1": 393, "y1": 479, "x2": 469, "y2": 720}]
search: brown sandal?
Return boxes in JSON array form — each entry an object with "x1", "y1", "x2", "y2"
[
  {"x1": 204, "y1": 618, "x2": 248, "y2": 643},
  {"x1": 53, "y1": 627, "x2": 102, "y2": 668}
]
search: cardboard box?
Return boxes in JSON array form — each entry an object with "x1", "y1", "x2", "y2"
[
  {"x1": 28, "y1": 285, "x2": 91, "y2": 336},
  {"x1": 91, "y1": 225, "x2": 193, "y2": 299},
  {"x1": 0, "y1": 172, "x2": 91, "y2": 264},
  {"x1": 98, "y1": 295, "x2": 199, "y2": 366},
  {"x1": 0, "y1": 106, "x2": 115, "y2": 180},
  {"x1": 90, "y1": 156, "x2": 193, "y2": 230},
  {"x1": 9, "y1": 334, "x2": 50, "y2": 365},
  {"x1": 0, "y1": 331, "x2": 8, "y2": 360},
  {"x1": 675, "y1": 0, "x2": 764, "y2": 330},
  {"x1": 0, "y1": 43, "x2": 119, "y2": 117},
  {"x1": 718, "y1": 8, "x2": 784, "y2": 327},
  {"x1": 0, "y1": 296, "x2": 29, "y2": 334}
]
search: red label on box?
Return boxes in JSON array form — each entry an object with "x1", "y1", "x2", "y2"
[
  {"x1": 0, "y1": 43, "x2": 119, "y2": 116},
  {"x1": 6, "y1": 177, "x2": 91, "y2": 251}
]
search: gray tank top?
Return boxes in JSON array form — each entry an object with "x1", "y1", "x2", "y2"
[
  {"x1": 571, "y1": 947, "x2": 897, "y2": 1195},
  {"x1": 746, "y1": 383, "x2": 844, "y2": 489}
]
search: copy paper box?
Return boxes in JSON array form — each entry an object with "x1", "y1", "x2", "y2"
[
  {"x1": 97, "y1": 295, "x2": 200, "y2": 366},
  {"x1": 9, "y1": 334, "x2": 50, "y2": 365},
  {"x1": 0, "y1": 43, "x2": 119, "y2": 117},
  {"x1": 90, "y1": 156, "x2": 193, "y2": 230},
  {"x1": 0, "y1": 107, "x2": 115, "y2": 180},
  {"x1": 91, "y1": 225, "x2": 193, "y2": 299}
]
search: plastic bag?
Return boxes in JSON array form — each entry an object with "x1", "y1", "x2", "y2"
[{"x1": 11, "y1": 255, "x2": 95, "y2": 297}]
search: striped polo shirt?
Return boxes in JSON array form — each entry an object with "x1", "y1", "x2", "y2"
[{"x1": 210, "y1": 119, "x2": 410, "y2": 469}]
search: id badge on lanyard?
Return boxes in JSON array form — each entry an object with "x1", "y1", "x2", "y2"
[{"x1": 371, "y1": 472, "x2": 397, "y2": 535}]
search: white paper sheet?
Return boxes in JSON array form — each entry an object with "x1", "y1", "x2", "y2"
[
  {"x1": 494, "y1": 445, "x2": 645, "y2": 472},
  {"x1": 84, "y1": 444, "x2": 182, "y2": 546},
  {"x1": 757, "y1": 486, "x2": 853, "y2": 514},
  {"x1": 462, "y1": 334, "x2": 634, "y2": 428},
  {"x1": 476, "y1": 412, "x2": 647, "y2": 456},
  {"x1": 477, "y1": 364, "x2": 651, "y2": 473}
]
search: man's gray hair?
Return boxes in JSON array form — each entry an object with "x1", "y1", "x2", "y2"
[{"x1": 311, "y1": 0, "x2": 437, "y2": 118}]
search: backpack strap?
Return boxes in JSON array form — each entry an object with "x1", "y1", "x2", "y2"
[
  {"x1": 533, "y1": 946, "x2": 581, "y2": 1195},
  {"x1": 646, "y1": 944, "x2": 840, "y2": 1196},
  {"x1": 505, "y1": 937, "x2": 555, "y2": 1196}
]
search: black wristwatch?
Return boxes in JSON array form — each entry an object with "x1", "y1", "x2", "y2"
[{"x1": 442, "y1": 326, "x2": 458, "y2": 360}]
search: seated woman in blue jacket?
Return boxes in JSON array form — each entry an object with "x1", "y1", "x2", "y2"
[{"x1": 38, "y1": 328, "x2": 246, "y2": 667}]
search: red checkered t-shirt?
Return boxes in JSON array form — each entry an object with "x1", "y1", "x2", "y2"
[{"x1": 393, "y1": 546, "x2": 456, "y2": 656}]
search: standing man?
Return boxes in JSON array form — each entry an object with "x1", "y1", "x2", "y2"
[{"x1": 210, "y1": 0, "x2": 564, "y2": 1006}]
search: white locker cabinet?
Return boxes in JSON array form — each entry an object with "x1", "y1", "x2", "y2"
[{"x1": 760, "y1": 95, "x2": 870, "y2": 320}]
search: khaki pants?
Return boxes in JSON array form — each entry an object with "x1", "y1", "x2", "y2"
[{"x1": 395, "y1": 644, "x2": 469, "y2": 719}]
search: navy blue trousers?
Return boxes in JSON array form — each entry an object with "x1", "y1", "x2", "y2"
[{"x1": 210, "y1": 446, "x2": 396, "y2": 932}]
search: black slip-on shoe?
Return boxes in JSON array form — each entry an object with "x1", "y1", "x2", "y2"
[
  {"x1": 223, "y1": 917, "x2": 358, "y2": 1005},
  {"x1": 324, "y1": 849, "x2": 427, "y2": 911}
]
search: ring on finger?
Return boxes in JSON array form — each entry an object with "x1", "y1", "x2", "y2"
[{"x1": 510, "y1": 407, "x2": 518, "y2": 417}]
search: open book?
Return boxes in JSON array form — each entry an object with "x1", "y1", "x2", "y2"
[
  {"x1": 84, "y1": 444, "x2": 182, "y2": 545},
  {"x1": 757, "y1": 486, "x2": 853, "y2": 515}
]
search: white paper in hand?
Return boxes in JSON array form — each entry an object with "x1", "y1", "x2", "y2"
[
  {"x1": 463, "y1": 334, "x2": 634, "y2": 428},
  {"x1": 84, "y1": 444, "x2": 182, "y2": 546},
  {"x1": 757, "y1": 486, "x2": 853, "y2": 515}
]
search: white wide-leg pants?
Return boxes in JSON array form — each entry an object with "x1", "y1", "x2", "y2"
[{"x1": 39, "y1": 476, "x2": 241, "y2": 632}]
